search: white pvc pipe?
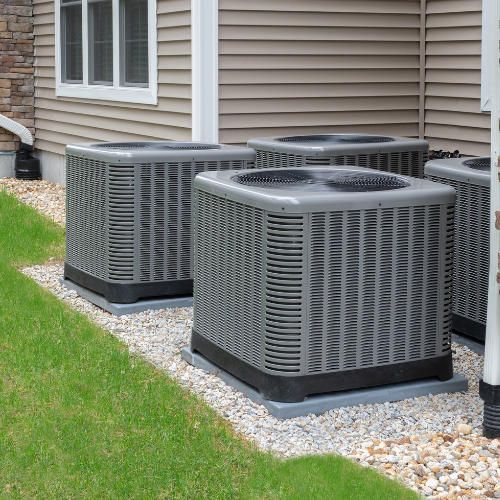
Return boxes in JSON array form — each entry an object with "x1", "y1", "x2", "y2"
[
  {"x1": 0, "y1": 113, "x2": 33, "y2": 146},
  {"x1": 191, "y1": 0, "x2": 219, "y2": 144},
  {"x1": 484, "y1": 0, "x2": 500, "y2": 386}
]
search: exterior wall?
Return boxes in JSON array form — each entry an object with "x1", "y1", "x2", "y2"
[
  {"x1": 31, "y1": 0, "x2": 491, "y2": 157},
  {"x1": 424, "y1": 0, "x2": 489, "y2": 156},
  {"x1": 0, "y1": 0, "x2": 34, "y2": 150},
  {"x1": 217, "y1": 0, "x2": 422, "y2": 145},
  {"x1": 33, "y1": 0, "x2": 191, "y2": 156}
]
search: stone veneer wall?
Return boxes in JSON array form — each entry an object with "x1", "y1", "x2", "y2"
[{"x1": 0, "y1": 0, "x2": 34, "y2": 151}]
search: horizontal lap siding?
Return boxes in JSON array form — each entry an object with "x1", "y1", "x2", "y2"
[
  {"x1": 218, "y1": 0, "x2": 421, "y2": 146},
  {"x1": 425, "y1": 0, "x2": 489, "y2": 156},
  {"x1": 33, "y1": 0, "x2": 191, "y2": 156}
]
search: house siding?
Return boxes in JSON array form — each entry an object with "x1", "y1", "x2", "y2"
[
  {"x1": 33, "y1": 0, "x2": 191, "y2": 156},
  {"x1": 217, "y1": 0, "x2": 422, "y2": 145},
  {"x1": 31, "y1": 0, "x2": 491, "y2": 158},
  {"x1": 424, "y1": 0, "x2": 489, "y2": 156}
]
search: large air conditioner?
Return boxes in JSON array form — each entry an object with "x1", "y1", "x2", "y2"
[
  {"x1": 64, "y1": 141, "x2": 256, "y2": 303},
  {"x1": 192, "y1": 167, "x2": 456, "y2": 402},
  {"x1": 247, "y1": 134, "x2": 429, "y2": 178},
  {"x1": 425, "y1": 156, "x2": 490, "y2": 341}
]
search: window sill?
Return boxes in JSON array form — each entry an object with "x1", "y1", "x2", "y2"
[{"x1": 56, "y1": 84, "x2": 157, "y2": 105}]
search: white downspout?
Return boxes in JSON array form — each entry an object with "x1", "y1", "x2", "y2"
[
  {"x1": 481, "y1": 0, "x2": 500, "y2": 438},
  {"x1": 0, "y1": 114, "x2": 33, "y2": 147},
  {"x1": 191, "y1": 0, "x2": 219, "y2": 144}
]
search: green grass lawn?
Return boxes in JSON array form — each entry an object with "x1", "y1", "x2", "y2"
[{"x1": 0, "y1": 189, "x2": 419, "y2": 499}]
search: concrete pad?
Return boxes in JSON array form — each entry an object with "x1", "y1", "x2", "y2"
[
  {"x1": 182, "y1": 346, "x2": 469, "y2": 420},
  {"x1": 452, "y1": 332, "x2": 485, "y2": 356},
  {"x1": 59, "y1": 277, "x2": 193, "y2": 316}
]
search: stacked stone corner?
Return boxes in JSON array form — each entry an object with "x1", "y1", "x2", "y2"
[{"x1": 0, "y1": 0, "x2": 34, "y2": 151}]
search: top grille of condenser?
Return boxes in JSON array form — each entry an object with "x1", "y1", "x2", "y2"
[
  {"x1": 276, "y1": 135, "x2": 396, "y2": 143},
  {"x1": 462, "y1": 157, "x2": 491, "y2": 171},
  {"x1": 233, "y1": 169, "x2": 411, "y2": 192},
  {"x1": 91, "y1": 142, "x2": 222, "y2": 150}
]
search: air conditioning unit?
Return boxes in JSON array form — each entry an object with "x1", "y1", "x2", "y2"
[
  {"x1": 192, "y1": 167, "x2": 456, "y2": 402},
  {"x1": 425, "y1": 156, "x2": 490, "y2": 341},
  {"x1": 248, "y1": 134, "x2": 429, "y2": 178},
  {"x1": 64, "y1": 141, "x2": 256, "y2": 303}
]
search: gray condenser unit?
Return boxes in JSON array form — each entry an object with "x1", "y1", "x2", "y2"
[
  {"x1": 64, "y1": 141, "x2": 256, "y2": 303},
  {"x1": 248, "y1": 134, "x2": 429, "y2": 178},
  {"x1": 192, "y1": 167, "x2": 456, "y2": 402},
  {"x1": 425, "y1": 156, "x2": 491, "y2": 341}
]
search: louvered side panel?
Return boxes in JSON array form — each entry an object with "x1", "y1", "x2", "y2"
[
  {"x1": 166, "y1": 162, "x2": 180, "y2": 280},
  {"x1": 442, "y1": 204, "x2": 454, "y2": 351},
  {"x1": 138, "y1": 163, "x2": 166, "y2": 283},
  {"x1": 139, "y1": 165, "x2": 152, "y2": 282},
  {"x1": 256, "y1": 150, "x2": 306, "y2": 168},
  {"x1": 264, "y1": 213, "x2": 305, "y2": 373},
  {"x1": 256, "y1": 150, "x2": 424, "y2": 177},
  {"x1": 377, "y1": 208, "x2": 395, "y2": 364},
  {"x1": 394, "y1": 207, "x2": 411, "y2": 360},
  {"x1": 477, "y1": 186, "x2": 489, "y2": 324},
  {"x1": 423, "y1": 206, "x2": 441, "y2": 356},
  {"x1": 107, "y1": 166, "x2": 135, "y2": 281},
  {"x1": 360, "y1": 209, "x2": 377, "y2": 367},
  {"x1": 153, "y1": 165, "x2": 166, "y2": 281},
  {"x1": 308, "y1": 213, "x2": 326, "y2": 373},
  {"x1": 194, "y1": 190, "x2": 264, "y2": 367},
  {"x1": 161, "y1": 160, "x2": 253, "y2": 283},
  {"x1": 427, "y1": 174, "x2": 487, "y2": 326},
  {"x1": 249, "y1": 206, "x2": 264, "y2": 367},
  {"x1": 411, "y1": 151, "x2": 421, "y2": 177},
  {"x1": 66, "y1": 155, "x2": 107, "y2": 279},
  {"x1": 308, "y1": 205, "x2": 447, "y2": 375},
  {"x1": 179, "y1": 162, "x2": 193, "y2": 279},
  {"x1": 304, "y1": 156, "x2": 331, "y2": 166},
  {"x1": 342, "y1": 211, "x2": 361, "y2": 369},
  {"x1": 325, "y1": 212, "x2": 343, "y2": 371}
]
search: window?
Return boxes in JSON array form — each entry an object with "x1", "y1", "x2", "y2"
[
  {"x1": 56, "y1": 0, "x2": 157, "y2": 104},
  {"x1": 89, "y1": 0, "x2": 113, "y2": 85}
]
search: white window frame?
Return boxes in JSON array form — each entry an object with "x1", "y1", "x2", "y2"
[
  {"x1": 482, "y1": 0, "x2": 492, "y2": 112},
  {"x1": 55, "y1": 0, "x2": 157, "y2": 105}
]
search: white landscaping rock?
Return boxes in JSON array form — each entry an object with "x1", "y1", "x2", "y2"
[{"x1": 426, "y1": 478, "x2": 439, "y2": 490}]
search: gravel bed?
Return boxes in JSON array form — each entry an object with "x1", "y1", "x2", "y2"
[
  {"x1": 6, "y1": 178, "x2": 500, "y2": 499},
  {"x1": 0, "y1": 177, "x2": 66, "y2": 226}
]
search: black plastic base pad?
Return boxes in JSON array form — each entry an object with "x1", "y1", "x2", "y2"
[
  {"x1": 452, "y1": 313, "x2": 485, "y2": 342},
  {"x1": 191, "y1": 329, "x2": 454, "y2": 403},
  {"x1": 64, "y1": 263, "x2": 193, "y2": 303}
]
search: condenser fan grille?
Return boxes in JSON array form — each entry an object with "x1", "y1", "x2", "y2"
[
  {"x1": 277, "y1": 135, "x2": 395, "y2": 143},
  {"x1": 462, "y1": 157, "x2": 491, "y2": 171},
  {"x1": 91, "y1": 142, "x2": 222, "y2": 150},
  {"x1": 233, "y1": 169, "x2": 410, "y2": 192}
]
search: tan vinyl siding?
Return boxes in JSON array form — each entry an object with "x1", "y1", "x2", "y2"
[
  {"x1": 33, "y1": 0, "x2": 191, "y2": 156},
  {"x1": 424, "y1": 0, "x2": 489, "y2": 156},
  {"x1": 218, "y1": 0, "x2": 421, "y2": 145}
]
